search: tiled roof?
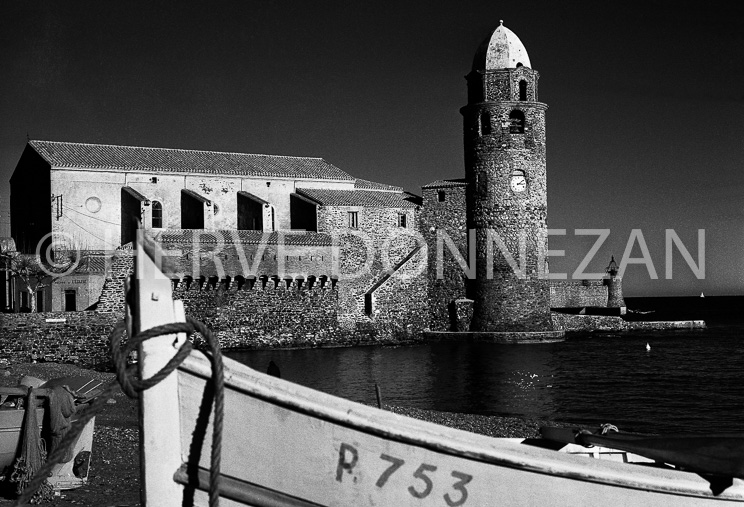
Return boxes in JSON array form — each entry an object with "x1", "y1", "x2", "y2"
[
  {"x1": 295, "y1": 189, "x2": 418, "y2": 208},
  {"x1": 29, "y1": 140, "x2": 355, "y2": 181},
  {"x1": 72, "y1": 255, "x2": 107, "y2": 274},
  {"x1": 422, "y1": 178, "x2": 467, "y2": 189},
  {"x1": 354, "y1": 178, "x2": 403, "y2": 192},
  {"x1": 152, "y1": 229, "x2": 335, "y2": 247}
]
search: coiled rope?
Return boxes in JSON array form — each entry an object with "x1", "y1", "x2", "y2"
[{"x1": 15, "y1": 317, "x2": 225, "y2": 507}]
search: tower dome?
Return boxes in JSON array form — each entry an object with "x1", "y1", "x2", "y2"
[{"x1": 472, "y1": 20, "x2": 531, "y2": 70}]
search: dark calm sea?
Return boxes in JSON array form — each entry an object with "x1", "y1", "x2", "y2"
[{"x1": 227, "y1": 296, "x2": 744, "y2": 435}]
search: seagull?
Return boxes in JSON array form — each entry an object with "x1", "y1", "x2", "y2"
[{"x1": 646, "y1": 343, "x2": 651, "y2": 352}]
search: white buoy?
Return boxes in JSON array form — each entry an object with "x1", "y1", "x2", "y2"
[{"x1": 646, "y1": 343, "x2": 651, "y2": 352}]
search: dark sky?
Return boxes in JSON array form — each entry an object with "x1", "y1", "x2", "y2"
[{"x1": 1, "y1": 1, "x2": 742, "y2": 296}]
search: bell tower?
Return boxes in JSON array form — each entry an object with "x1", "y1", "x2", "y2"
[{"x1": 461, "y1": 21, "x2": 554, "y2": 333}]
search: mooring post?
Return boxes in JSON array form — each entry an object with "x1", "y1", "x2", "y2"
[{"x1": 375, "y1": 383, "x2": 383, "y2": 409}]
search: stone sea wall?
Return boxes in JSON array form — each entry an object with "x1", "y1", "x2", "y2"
[
  {"x1": 0, "y1": 311, "x2": 118, "y2": 368},
  {"x1": 175, "y1": 280, "x2": 348, "y2": 349},
  {"x1": 552, "y1": 313, "x2": 706, "y2": 332}
]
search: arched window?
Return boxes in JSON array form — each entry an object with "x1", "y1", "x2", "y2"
[
  {"x1": 480, "y1": 111, "x2": 492, "y2": 135},
  {"x1": 519, "y1": 80, "x2": 527, "y2": 101},
  {"x1": 509, "y1": 110, "x2": 525, "y2": 134},
  {"x1": 152, "y1": 201, "x2": 163, "y2": 228}
]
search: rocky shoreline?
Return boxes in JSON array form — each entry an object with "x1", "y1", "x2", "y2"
[{"x1": 0, "y1": 362, "x2": 567, "y2": 506}]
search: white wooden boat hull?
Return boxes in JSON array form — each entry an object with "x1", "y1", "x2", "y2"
[{"x1": 167, "y1": 352, "x2": 744, "y2": 506}]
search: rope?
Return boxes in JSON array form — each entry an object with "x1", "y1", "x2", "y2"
[{"x1": 15, "y1": 317, "x2": 225, "y2": 507}]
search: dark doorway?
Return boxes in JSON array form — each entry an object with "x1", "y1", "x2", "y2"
[{"x1": 64, "y1": 289, "x2": 76, "y2": 312}]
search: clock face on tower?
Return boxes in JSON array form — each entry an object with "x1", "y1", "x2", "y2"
[{"x1": 510, "y1": 174, "x2": 527, "y2": 192}]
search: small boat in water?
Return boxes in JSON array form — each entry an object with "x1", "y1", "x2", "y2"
[
  {"x1": 130, "y1": 231, "x2": 744, "y2": 506},
  {"x1": 0, "y1": 376, "x2": 103, "y2": 491}
]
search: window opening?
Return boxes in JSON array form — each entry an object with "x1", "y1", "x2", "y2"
[
  {"x1": 480, "y1": 111, "x2": 492, "y2": 135},
  {"x1": 509, "y1": 110, "x2": 525, "y2": 134},
  {"x1": 477, "y1": 173, "x2": 488, "y2": 196},
  {"x1": 438, "y1": 191, "x2": 446, "y2": 202},
  {"x1": 152, "y1": 201, "x2": 163, "y2": 228},
  {"x1": 398, "y1": 213, "x2": 407, "y2": 228},
  {"x1": 348, "y1": 211, "x2": 359, "y2": 229},
  {"x1": 519, "y1": 80, "x2": 527, "y2": 101}
]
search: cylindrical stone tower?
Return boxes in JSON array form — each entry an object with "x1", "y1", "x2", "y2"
[
  {"x1": 461, "y1": 21, "x2": 554, "y2": 333},
  {"x1": 605, "y1": 256, "x2": 627, "y2": 309}
]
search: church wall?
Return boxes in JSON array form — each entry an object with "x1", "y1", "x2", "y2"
[
  {"x1": 10, "y1": 147, "x2": 53, "y2": 253},
  {"x1": 420, "y1": 184, "x2": 468, "y2": 331},
  {"x1": 45, "y1": 164, "x2": 357, "y2": 253},
  {"x1": 126, "y1": 173, "x2": 187, "y2": 231},
  {"x1": 316, "y1": 205, "x2": 423, "y2": 326},
  {"x1": 50, "y1": 169, "x2": 125, "y2": 251},
  {"x1": 316, "y1": 205, "x2": 416, "y2": 241},
  {"x1": 364, "y1": 245, "x2": 429, "y2": 339}
]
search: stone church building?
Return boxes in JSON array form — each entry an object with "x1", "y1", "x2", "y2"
[{"x1": 7, "y1": 21, "x2": 624, "y2": 342}]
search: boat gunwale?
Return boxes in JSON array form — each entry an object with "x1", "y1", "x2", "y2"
[{"x1": 176, "y1": 351, "x2": 744, "y2": 501}]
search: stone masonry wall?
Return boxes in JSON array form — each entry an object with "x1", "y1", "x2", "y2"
[
  {"x1": 317, "y1": 206, "x2": 425, "y2": 329},
  {"x1": 174, "y1": 280, "x2": 351, "y2": 349},
  {"x1": 420, "y1": 183, "x2": 468, "y2": 331},
  {"x1": 0, "y1": 311, "x2": 119, "y2": 368},
  {"x1": 365, "y1": 246, "x2": 429, "y2": 340},
  {"x1": 549, "y1": 280, "x2": 607, "y2": 308},
  {"x1": 97, "y1": 245, "x2": 134, "y2": 314},
  {"x1": 552, "y1": 313, "x2": 706, "y2": 332}
]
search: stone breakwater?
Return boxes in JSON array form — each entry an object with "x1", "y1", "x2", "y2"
[{"x1": 551, "y1": 313, "x2": 706, "y2": 332}]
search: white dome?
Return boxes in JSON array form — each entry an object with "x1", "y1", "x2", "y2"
[{"x1": 472, "y1": 21, "x2": 531, "y2": 70}]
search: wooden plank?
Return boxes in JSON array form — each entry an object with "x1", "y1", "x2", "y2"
[
  {"x1": 135, "y1": 230, "x2": 188, "y2": 506},
  {"x1": 0, "y1": 387, "x2": 51, "y2": 397},
  {"x1": 173, "y1": 465, "x2": 324, "y2": 507}
]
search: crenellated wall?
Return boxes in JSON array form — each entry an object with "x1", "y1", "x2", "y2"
[
  {"x1": 173, "y1": 278, "x2": 347, "y2": 349},
  {"x1": 89, "y1": 231, "x2": 429, "y2": 350}
]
